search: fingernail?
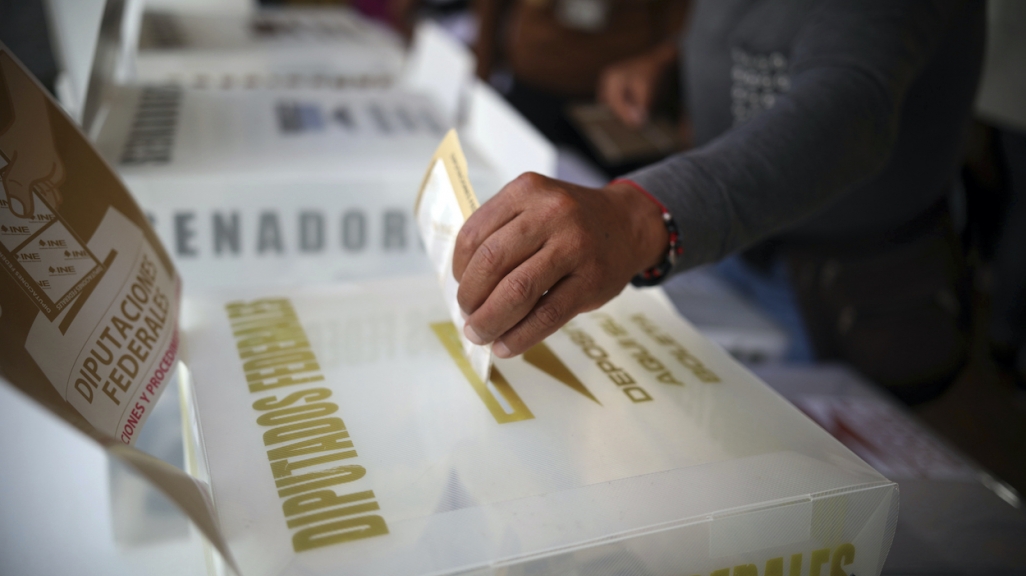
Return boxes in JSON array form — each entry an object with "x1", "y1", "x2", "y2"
[
  {"x1": 493, "y1": 340, "x2": 511, "y2": 359},
  {"x1": 463, "y1": 323, "x2": 485, "y2": 345},
  {"x1": 8, "y1": 196, "x2": 24, "y2": 217}
]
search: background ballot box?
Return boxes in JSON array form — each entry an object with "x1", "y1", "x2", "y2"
[
  {"x1": 131, "y1": 6, "x2": 405, "y2": 89},
  {"x1": 81, "y1": 12, "x2": 554, "y2": 291},
  {"x1": 44, "y1": 0, "x2": 404, "y2": 121},
  {"x1": 181, "y1": 276, "x2": 898, "y2": 576}
]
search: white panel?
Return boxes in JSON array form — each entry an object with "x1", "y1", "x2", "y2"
[
  {"x1": 464, "y1": 79, "x2": 557, "y2": 183},
  {"x1": 401, "y1": 20, "x2": 474, "y2": 127}
]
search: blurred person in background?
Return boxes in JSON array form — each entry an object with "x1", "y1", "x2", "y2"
[
  {"x1": 472, "y1": 0, "x2": 691, "y2": 166},
  {"x1": 972, "y1": 0, "x2": 1026, "y2": 390},
  {"x1": 453, "y1": 0, "x2": 985, "y2": 405},
  {"x1": 0, "y1": 0, "x2": 58, "y2": 94}
]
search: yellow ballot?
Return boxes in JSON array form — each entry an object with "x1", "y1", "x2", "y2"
[{"x1": 414, "y1": 130, "x2": 492, "y2": 381}]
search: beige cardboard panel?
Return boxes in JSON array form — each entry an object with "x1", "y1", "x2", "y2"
[{"x1": 0, "y1": 44, "x2": 238, "y2": 574}]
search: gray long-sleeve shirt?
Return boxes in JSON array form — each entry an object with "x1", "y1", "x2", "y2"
[{"x1": 627, "y1": 0, "x2": 985, "y2": 275}]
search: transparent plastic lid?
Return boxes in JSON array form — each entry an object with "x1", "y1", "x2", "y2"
[{"x1": 182, "y1": 276, "x2": 897, "y2": 576}]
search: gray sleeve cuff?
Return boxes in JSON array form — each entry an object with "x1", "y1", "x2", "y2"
[{"x1": 624, "y1": 153, "x2": 737, "y2": 278}]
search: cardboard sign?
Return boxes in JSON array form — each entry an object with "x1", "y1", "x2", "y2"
[{"x1": 0, "y1": 44, "x2": 238, "y2": 573}]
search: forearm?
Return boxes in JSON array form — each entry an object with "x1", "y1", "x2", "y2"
[{"x1": 627, "y1": 0, "x2": 965, "y2": 273}]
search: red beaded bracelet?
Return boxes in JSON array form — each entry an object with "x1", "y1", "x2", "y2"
[{"x1": 612, "y1": 179, "x2": 683, "y2": 287}]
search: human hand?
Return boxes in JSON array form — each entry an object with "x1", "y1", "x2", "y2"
[
  {"x1": 453, "y1": 174, "x2": 667, "y2": 358},
  {"x1": 597, "y1": 41, "x2": 677, "y2": 128},
  {"x1": 0, "y1": 53, "x2": 65, "y2": 219}
]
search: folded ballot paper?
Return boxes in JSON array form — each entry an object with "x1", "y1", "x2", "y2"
[
  {"x1": 0, "y1": 44, "x2": 900, "y2": 575},
  {"x1": 414, "y1": 130, "x2": 492, "y2": 381}
]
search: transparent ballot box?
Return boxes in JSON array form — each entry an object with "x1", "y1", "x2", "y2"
[
  {"x1": 181, "y1": 276, "x2": 898, "y2": 576},
  {"x1": 132, "y1": 7, "x2": 405, "y2": 89}
]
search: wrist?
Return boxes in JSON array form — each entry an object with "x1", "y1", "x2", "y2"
[{"x1": 604, "y1": 180, "x2": 668, "y2": 274}]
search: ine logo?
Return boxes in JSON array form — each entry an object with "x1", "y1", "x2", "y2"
[
  {"x1": 48, "y1": 265, "x2": 76, "y2": 275},
  {"x1": 1, "y1": 224, "x2": 30, "y2": 234},
  {"x1": 38, "y1": 239, "x2": 67, "y2": 248}
]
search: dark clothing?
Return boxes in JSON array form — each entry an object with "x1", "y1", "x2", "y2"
[
  {"x1": 505, "y1": 0, "x2": 689, "y2": 98},
  {"x1": 0, "y1": 0, "x2": 58, "y2": 94},
  {"x1": 989, "y1": 129, "x2": 1026, "y2": 385},
  {"x1": 628, "y1": 0, "x2": 985, "y2": 273}
]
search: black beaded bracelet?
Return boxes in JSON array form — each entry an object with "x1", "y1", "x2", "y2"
[{"x1": 611, "y1": 179, "x2": 683, "y2": 288}]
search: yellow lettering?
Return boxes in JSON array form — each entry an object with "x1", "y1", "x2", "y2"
[
  {"x1": 227, "y1": 298, "x2": 290, "y2": 319},
  {"x1": 242, "y1": 350, "x2": 318, "y2": 373},
  {"x1": 265, "y1": 417, "x2": 346, "y2": 446},
  {"x1": 656, "y1": 371, "x2": 684, "y2": 386},
  {"x1": 246, "y1": 361, "x2": 321, "y2": 383},
  {"x1": 111, "y1": 315, "x2": 133, "y2": 340},
  {"x1": 625, "y1": 387, "x2": 652, "y2": 403},
  {"x1": 267, "y1": 431, "x2": 354, "y2": 461},
  {"x1": 234, "y1": 324, "x2": 307, "y2": 348},
  {"x1": 253, "y1": 388, "x2": 331, "y2": 411},
  {"x1": 276, "y1": 466, "x2": 366, "y2": 497},
  {"x1": 270, "y1": 451, "x2": 358, "y2": 478},
  {"x1": 286, "y1": 502, "x2": 380, "y2": 529},
  {"x1": 283, "y1": 489, "x2": 374, "y2": 517},
  {"x1": 238, "y1": 338, "x2": 311, "y2": 359},
  {"x1": 831, "y1": 543, "x2": 855, "y2": 576},
  {"x1": 228, "y1": 298, "x2": 389, "y2": 551},
  {"x1": 249, "y1": 374, "x2": 325, "y2": 393},
  {"x1": 810, "y1": 548, "x2": 830, "y2": 576},
  {"x1": 292, "y1": 515, "x2": 389, "y2": 552},
  {"x1": 256, "y1": 402, "x2": 338, "y2": 426},
  {"x1": 609, "y1": 371, "x2": 635, "y2": 386}
]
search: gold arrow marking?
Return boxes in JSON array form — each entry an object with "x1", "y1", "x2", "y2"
[{"x1": 523, "y1": 342, "x2": 601, "y2": 405}]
